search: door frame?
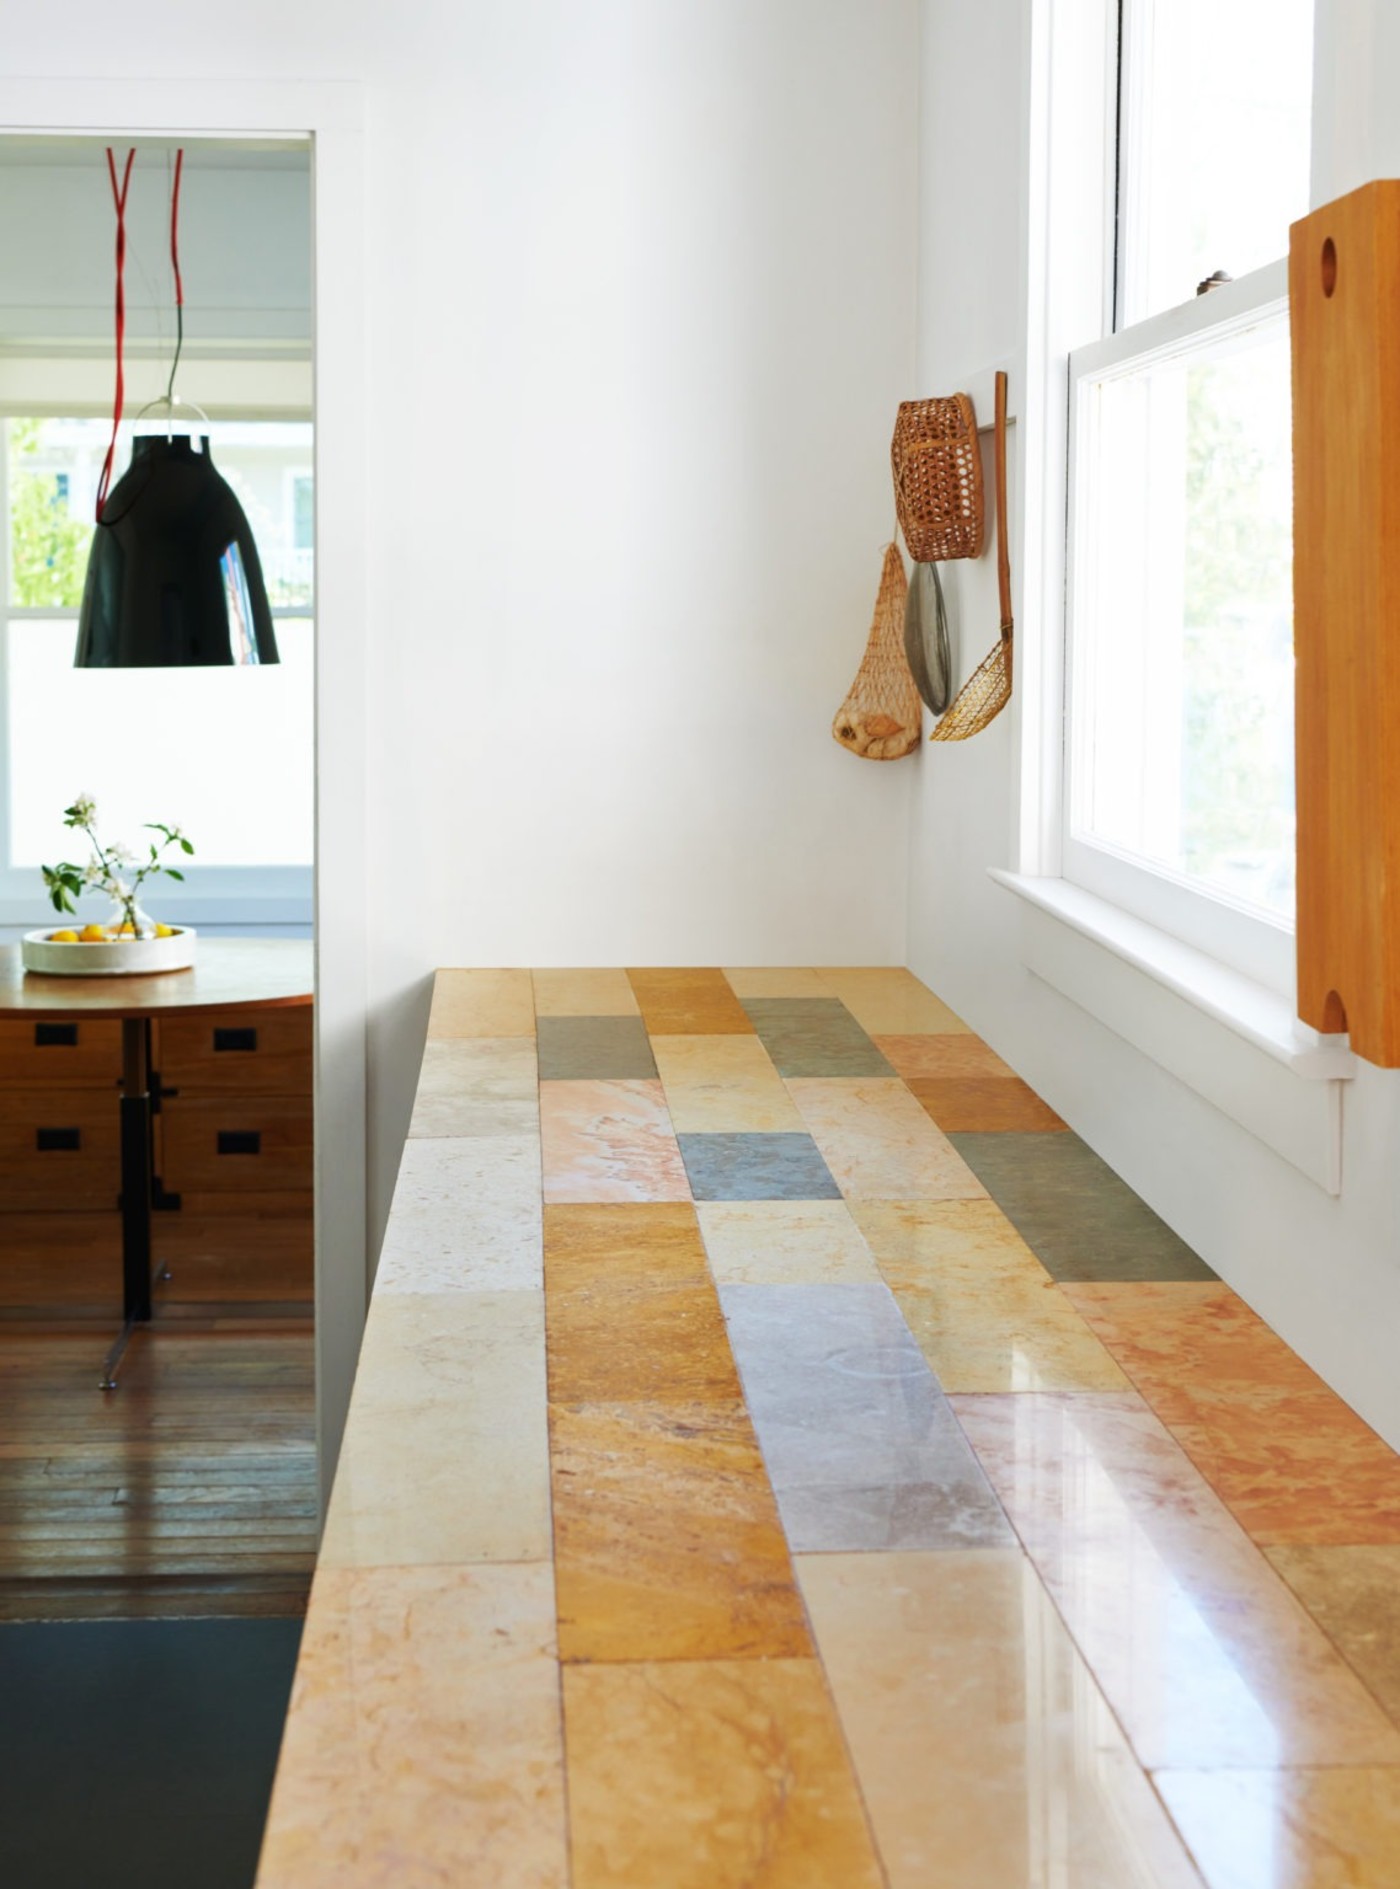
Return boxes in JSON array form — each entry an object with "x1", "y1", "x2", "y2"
[{"x1": 0, "y1": 77, "x2": 370, "y2": 1515}]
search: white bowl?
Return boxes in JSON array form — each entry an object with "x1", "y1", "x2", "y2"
[{"x1": 22, "y1": 926, "x2": 197, "y2": 976}]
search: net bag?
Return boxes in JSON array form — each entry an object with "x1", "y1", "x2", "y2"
[{"x1": 832, "y1": 541, "x2": 920, "y2": 760}]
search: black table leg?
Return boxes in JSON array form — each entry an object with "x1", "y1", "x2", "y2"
[{"x1": 100, "y1": 1018, "x2": 166, "y2": 1390}]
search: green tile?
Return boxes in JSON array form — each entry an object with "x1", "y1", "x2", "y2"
[
  {"x1": 947, "y1": 1132, "x2": 1217, "y2": 1283},
  {"x1": 741, "y1": 998, "x2": 895, "y2": 1078},
  {"x1": 537, "y1": 1015, "x2": 657, "y2": 1080}
]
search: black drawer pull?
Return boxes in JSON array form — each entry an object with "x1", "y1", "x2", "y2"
[
  {"x1": 34, "y1": 1023, "x2": 79, "y2": 1048},
  {"x1": 36, "y1": 1127, "x2": 81, "y2": 1152},
  {"x1": 217, "y1": 1130, "x2": 262, "y2": 1156},
  {"x1": 213, "y1": 1027, "x2": 258, "y2": 1053}
]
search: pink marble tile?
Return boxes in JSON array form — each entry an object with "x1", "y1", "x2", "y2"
[
  {"x1": 951, "y1": 1393, "x2": 1400, "y2": 1772},
  {"x1": 539, "y1": 1080, "x2": 691, "y2": 1204},
  {"x1": 785, "y1": 1078, "x2": 987, "y2": 1202}
]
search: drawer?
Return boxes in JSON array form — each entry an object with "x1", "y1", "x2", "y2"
[
  {"x1": 158, "y1": 1007, "x2": 312, "y2": 1096},
  {"x1": 0, "y1": 1018, "x2": 123, "y2": 1090},
  {"x1": 159, "y1": 1096, "x2": 313, "y2": 1193},
  {"x1": 0, "y1": 1090, "x2": 120, "y2": 1209}
]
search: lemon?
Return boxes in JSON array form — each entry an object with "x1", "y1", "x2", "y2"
[
  {"x1": 155, "y1": 924, "x2": 177, "y2": 938},
  {"x1": 50, "y1": 929, "x2": 78, "y2": 943},
  {"x1": 79, "y1": 924, "x2": 107, "y2": 943}
]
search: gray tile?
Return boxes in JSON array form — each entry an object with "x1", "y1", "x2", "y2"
[
  {"x1": 536, "y1": 1014, "x2": 657, "y2": 1080},
  {"x1": 678, "y1": 1132, "x2": 842, "y2": 1201},
  {"x1": 741, "y1": 998, "x2": 895, "y2": 1078},
  {"x1": 720, "y1": 1282, "x2": 1014, "y2": 1551},
  {"x1": 948, "y1": 1132, "x2": 1217, "y2": 1283}
]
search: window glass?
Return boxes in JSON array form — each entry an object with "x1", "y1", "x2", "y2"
[
  {"x1": 1072, "y1": 315, "x2": 1294, "y2": 920},
  {"x1": 1122, "y1": 0, "x2": 1313, "y2": 322}
]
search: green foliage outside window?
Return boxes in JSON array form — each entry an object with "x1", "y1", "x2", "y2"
[{"x1": 8, "y1": 419, "x2": 93, "y2": 609}]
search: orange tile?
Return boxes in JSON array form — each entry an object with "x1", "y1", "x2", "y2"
[
  {"x1": 544, "y1": 1204, "x2": 741, "y2": 1405},
  {"x1": 874, "y1": 1033, "x2": 1017, "y2": 1080},
  {"x1": 626, "y1": 968, "x2": 754, "y2": 1035},
  {"x1": 563, "y1": 1659, "x2": 883, "y2": 1888},
  {"x1": 550, "y1": 1400, "x2": 811, "y2": 1662},
  {"x1": 1062, "y1": 1283, "x2": 1400, "y2": 1546},
  {"x1": 907, "y1": 1075, "x2": 1066, "y2": 1133}
]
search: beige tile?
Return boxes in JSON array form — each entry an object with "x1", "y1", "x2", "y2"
[
  {"x1": 539, "y1": 1079, "x2": 690, "y2": 1203},
  {"x1": 815, "y1": 967, "x2": 971, "y2": 1034},
  {"x1": 374, "y1": 1136, "x2": 542, "y2": 1292},
  {"x1": 722, "y1": 967, "x2": 832, "y2": 999},
  {"x1": 651, "y1": 1033, "x2": 802, "y2": 1133},
  {"x1": 1266, "y1": 1545, "x2": 1400, "y2": 1727},
  {"x1": 428, "y1": 968, "x2": 535, "y2": 1038},
  {"x1": 531, "y1": 969, "x2": 640, "y2": 1017},
  {"x1": 408, "y1": 1038, "x2": 539, "y2": 1138},
  {"x1": 563, "y1": 1659, "x2": 882, "y2": 1888},
  {"x1": 1154, "y1": 1767, "x2": 1400, "y2": 1889},
  {"x1": 953, "y1": 1392, "x2": 1400, "y2": 1769},
  {"x1": 786, "y1": 1077, "x2": 987, "y2": 1201},
  {"x1": 256, "y1": 1562, "x2": 567, "y2": 1888},
  {"x1": 798, "y1": 1550, "x2": 1204, "y2": 1889},
  {"x1": 696, "y1": 1200, "x2": 880, "y2": 1285},
  {"x1": 853, "y1": 1199, "x2": 1128, "y2": 1391},
  {"x1": 320, "y1": 1292, "x2": 550, "y2": 1568}
]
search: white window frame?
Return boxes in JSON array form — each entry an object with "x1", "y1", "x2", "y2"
[
  {"x1": 0, "y1": 394, "x2": 314, "y2": 931},
  {"x1": 1057, "y1": 1, "x2": 1308, "y2": 999},
  {"x1": 1064, "y1": 259, "x2": 1294, "y2": 994}
]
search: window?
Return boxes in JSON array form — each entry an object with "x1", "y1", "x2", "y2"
[
  {"x1": 0, "y1": 416, "x2": 314, "y2": 924},
  {"x1": 1064, "y1": 0, "x2": 1313, "y2": 992}
]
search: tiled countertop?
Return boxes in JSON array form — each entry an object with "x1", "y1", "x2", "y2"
[{"x1": 255, "y1": 968, "x2": 1400, "y2": 1888}]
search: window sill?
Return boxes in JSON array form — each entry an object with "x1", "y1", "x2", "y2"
[{"x1": 988, "y1": 870, "x2": 1355, "y2": 1194}]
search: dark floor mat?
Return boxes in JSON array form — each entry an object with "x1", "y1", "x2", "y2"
[{"x1": 0, "y1": 1616, "x2": 301, "y2": 1889}]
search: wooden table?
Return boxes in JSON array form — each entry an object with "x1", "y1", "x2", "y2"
[{"x1": 0, "y1": 939, "x2": 313, "y2": 1387}]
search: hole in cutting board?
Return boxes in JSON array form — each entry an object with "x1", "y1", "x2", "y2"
[{"x1": 1322, "y1": 236, "x2": 1337, "y2": 297}]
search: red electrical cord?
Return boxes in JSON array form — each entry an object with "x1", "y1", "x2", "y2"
[
  {"x1": 95, "y1": 147, "x2": 135, "y2": 523},
  {"x1": 169, "y1": 147, "x2": 184, "y2": 309}
]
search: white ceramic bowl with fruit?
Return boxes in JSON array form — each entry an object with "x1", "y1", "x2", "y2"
[{"x1": 22, "y1": 920, "x2": 196, "y2": 976}]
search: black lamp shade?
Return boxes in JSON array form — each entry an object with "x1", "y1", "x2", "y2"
[{"x1": 75, "y1": 434, "x2": 279, "y2": 667}]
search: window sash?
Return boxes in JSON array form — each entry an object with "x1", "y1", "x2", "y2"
[{"x1": 1063, "y1": 258, "x2": 1294, "y2": 995}]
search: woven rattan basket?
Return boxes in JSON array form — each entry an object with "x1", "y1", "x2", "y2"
[
  {"x1": 832, "y1": 541, "x2": 920, "y2": 760},
  {"x1": 891, "y1": 393, "x2": 984, "y2": 562}
]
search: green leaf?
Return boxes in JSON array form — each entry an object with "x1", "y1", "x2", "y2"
[
  {"x1": 180, "y1": 839, "x2": 194, "y2": 856},
  {"x1": 166, "y1": 868, "x2": 184, "y2": 882}
]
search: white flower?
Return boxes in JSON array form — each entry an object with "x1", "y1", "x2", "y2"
[
  {"x1": 108, "y1": 842, "x2": 135, "y2": 867},
  {"x1": 68, "y1": 793, "x2": 96, "y2": 827}
]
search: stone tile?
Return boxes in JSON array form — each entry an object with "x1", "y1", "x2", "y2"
[
  {"x1": 374, "y1": 1136, "x2": 542, "y2": 1292},
  {"x1": 952, "y1": 1392, "x2": 1400, "y2": 1769},
  {"x1": 626, "y1": 968, "x2": 754, "y2": 1035},
  {"x1": 427, "y1": 968, "x2": 536, "y2": 1039},
  {"x1": 256, "y1": 1563, "x2": 567, "y2": 1889},
  {"x1": 550, "y1": 1400, "x2": 811, "y2": 1662},
  {"x1": 696, "y1": 1200, "x2": 880, "y2": 1286},
  {"x1": 1065, "y1": 1283, "x2": 1400, "y2": 1545},
  {"x1": 544, "y1": 1205, "x2": 742, "y2": 1405},
  {"x1": 853, "y1": 1199, "x2": 1128, "y2": 1393},
  {"x1": 949, "y1": 1132, "x2": 1217, "y2": 1281},
  {"x1": 788, "y1": 1078, "x2": 987, "y2": 1201},
  {"x1": 531, "y1": 968, "x2": 639, "y2": 1017},
  {"x1": 722, "y1": 967, "x2": 833, "y2": 999},
  {"x1": 408, "y1": 1038, "x2": 539, "y2": 1139},
  {"x1": 1266, "y1": 1546, "x2": 1400, "y2": 1726},
  {"x1": 1154, "y1": 1767, "x2": 1400, "y2": 1889},
  {"x1": 319, "y1": 1292, "x2": 551, "y2": 1568},
  {"x1": 538, "y1": 1079, "x2": 690, "y2": 1203},
  {"x1": 908, "y1": 1075, "x2": 1067, "y2": 1133},
  {"x1": 742, "y1": 998, "x2": 895, "y2": 1078},
  {"x1": 816, "y1": 967, "x2": 971, "y2": 1035},
  {"x1": 650, "y1": 1034, "x2": 803, "y2": 1133},
  {"x1": 562, "y1": 1659, "x2": 883, "y2": 1889},
  {"x1": 873, "y1": 1032, "x2": 1017, "y2": 1079},
  {"x1": 537, "y1": 1015, "x2": 657, "y2": 1080},
  {"x1": 677, "y1": 1132, "x2": 842, "y2": 1202},
  {"x1": 721, "y1": 1282, "x2": 1013, "y2": 1551},
  {"x1": 799, "y1": 1551, "x2": 1205, "y2": 1889}
]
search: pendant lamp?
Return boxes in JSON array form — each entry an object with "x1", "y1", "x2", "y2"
[{"x1": 75, "y1": 147, "x2": 279, "y2": 669}]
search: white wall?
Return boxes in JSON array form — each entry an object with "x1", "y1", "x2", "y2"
[
  {"x1": 0, "y1": 2, "x2": 921, "y2": 1250},
  {"x1": 909, "y1": 0, "x2": 1400, "y2": 1449}
]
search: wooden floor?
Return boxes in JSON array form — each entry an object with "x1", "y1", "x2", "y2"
[{"x1": 0, "y1": 1319, "x2": 316, "y2": 1621}]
